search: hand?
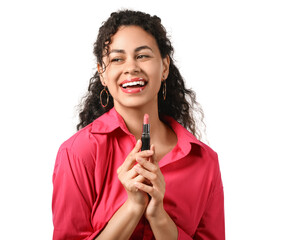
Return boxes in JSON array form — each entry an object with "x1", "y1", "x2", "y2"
[
  {"x1": 117, "y1": 140, "x2": 154, "y2": 209},
  {"x1": 133, "y1": 145, "x2": 166, "y2": 220}
]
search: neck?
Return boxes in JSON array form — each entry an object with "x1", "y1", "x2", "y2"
[{"x1": 114, "y1": 104, "x2": 162, "y2": 141}]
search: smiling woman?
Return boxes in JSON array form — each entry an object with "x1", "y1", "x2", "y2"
[
  {"x1": 76, "y1": 11, "x2": 203, "y2": 139},
  {"x1": 108, "y1": 45, "x2": 155, "y2": 93},
  {"x1": 98, "y1": 25, "x2": 169, "y2": 112},
  {"x1": 52, "y1": 9, "x2": 225, "y2": 240}
]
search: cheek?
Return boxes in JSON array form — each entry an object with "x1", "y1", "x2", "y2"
[
  {"x1": 103, "y1": 68, "x2": 120, "y2": 85},
  {"x1": 147, "y1": 63, "x2": 163, "y2": 84}
]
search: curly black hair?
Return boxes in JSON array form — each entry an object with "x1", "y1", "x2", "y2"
[{"x1": 77, "y1": 10, "x2": 205, "y2": 139}]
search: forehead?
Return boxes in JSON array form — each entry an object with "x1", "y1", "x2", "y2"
[{"x1": 109, "y1": 25, "x2": 159, "y2": 52}]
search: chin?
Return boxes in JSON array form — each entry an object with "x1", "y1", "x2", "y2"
[{"x1": 116, "y1": 98, "x2": 157, "y2": 110}]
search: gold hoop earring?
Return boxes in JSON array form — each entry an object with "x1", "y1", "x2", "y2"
[
  {"x1": 162, "y1": 80, "x2": 167, "y2": 101},
  {"x1": 100, "y1": 87, "x2": 109, "y2": 108}
]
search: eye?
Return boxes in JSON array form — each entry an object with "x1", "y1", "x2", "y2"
[
  {"x1": 137, "y1": 54, "x2": 150, "y2": 60},
  {"x1": 111, "y1": 58, "x2": 123, "y2": 62}
]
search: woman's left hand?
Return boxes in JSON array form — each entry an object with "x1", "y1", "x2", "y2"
[{"x1": 133, "y1": 145, "x2": 166, "y2": 220}]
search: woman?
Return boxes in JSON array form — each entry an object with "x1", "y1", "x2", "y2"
[{"x1": 52, "y1": 10, "x2": 225, "y2": 240}]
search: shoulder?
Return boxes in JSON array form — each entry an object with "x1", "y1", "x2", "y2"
[
  {"x1": 197, "y1": 140, "x2": 218, "y2": 162},
  {"x1": 53, "y1": 123, "x2": 98, "y2": 174},
  {"x1": 56, "y1": 108, "x2": 126, "y2": 163},
  {"x1": 56, "y1": 110, "x2": 121, "y2": 167},
  {"x1": 192, "y1": 140, "x2": 223, "y2": 191},
  {"x1": 59, "y1": 123, "x2": 96, "y2": 159}
]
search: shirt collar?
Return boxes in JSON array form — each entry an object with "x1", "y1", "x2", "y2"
[
  {"x1": 91, "y1": 108, "x2": 204, "y2": 149},
  {"x1": 161, "y1": 115, "x2": 205, "y2": 153},
  {"x1": 91, "y1": 108, "x2": 131, "y2": 135}
]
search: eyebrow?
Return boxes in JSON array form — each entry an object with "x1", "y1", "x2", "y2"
[
  {"x1": 135, "y1": 45, "x2": 153, "y2": 52},
  {"x1": 109, "y1": 45, "x2": 153, "y2": 54}
]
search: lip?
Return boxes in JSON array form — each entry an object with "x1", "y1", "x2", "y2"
[{"x1": 120, "y1": 78, "x2": 148, "y2": 94}]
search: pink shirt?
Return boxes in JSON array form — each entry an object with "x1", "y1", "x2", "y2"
[{"x1": 52, "y1": 108, "x2": 225, "y2": 240}]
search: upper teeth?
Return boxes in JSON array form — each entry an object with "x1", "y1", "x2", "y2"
[{"x1": 122, "y1": 81, "x2": 145, "y2": 88}]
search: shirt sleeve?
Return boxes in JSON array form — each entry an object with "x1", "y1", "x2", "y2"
[
  {"x1": 52, "y1": 147, "x2": 97, "y2": 240},
  {"x1": 194, "y1": 168, "x2": 225, "y2": 240}
]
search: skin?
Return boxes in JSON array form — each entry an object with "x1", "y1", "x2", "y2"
[{"x1": 96, "y1": 26, "x2": 178, "y2": 240}]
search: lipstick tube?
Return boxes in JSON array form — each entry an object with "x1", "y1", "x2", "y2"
[{"x1": 141, "y1": 114, "x2": 150, "y2": 151}]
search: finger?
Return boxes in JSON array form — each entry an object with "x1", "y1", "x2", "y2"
[
  {"x1": 125, "y1": 166, "x2": 138, "y2": 179},
  {"x1": 131, "y1": 139, "x2": 142, "y2": 154},
  {"x1": 151, "y1": 144, "x2": 158, "y2": 163},
  {"x1": 150, "y1": 144, "x2": 157, "y2": 163},
  {"x1": 127, "y1": 174, "x2": 146, "y2": 192},
  {"x1": 136, "y1": 149, "x2": 154, "y2": 158},
  {"x1": 119, "y1": 140, "x2": 142, "y2": 173},
  {"x1": 123, "y1": 164, "x2": 147, "y2": 182},
  {"x1": 126, "y1": 162, "x2": 152, "y2": 180},
  {"x1": 133, "y1": 173, "x2": 146, "y2": 183},
  {"x1": 136, "y1": 156, "x2": 158, "y2": 173},
  {"x1": 134, "y1": 182, "x2": 154, "y2": 196},
  {"x1": 134, "y1": 164, "x2": 157, "y2": 182}
]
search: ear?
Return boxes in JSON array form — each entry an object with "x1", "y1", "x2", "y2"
[
  {"x1": 162, "y1": 55, "x2": 170, "y2": 81},
  {"x1": 97, "y1": 63, "x2": 106, "y2": 86}
]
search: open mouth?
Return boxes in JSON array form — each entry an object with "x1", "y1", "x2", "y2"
[
  {"x1": 121, "y1": 80, "x2": 148, "y2": 89},
  {"x1": 120, "y1": 78, "x2": 148, "y2": 93}
]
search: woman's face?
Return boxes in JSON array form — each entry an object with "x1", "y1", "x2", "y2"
[{"x1": 99, "y1": 25, "x2": 169, "y2": 111}]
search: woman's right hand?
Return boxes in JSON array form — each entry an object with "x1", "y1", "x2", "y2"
[{"x1": 117, "y1": 139, "x2": 153, "y2": 209}]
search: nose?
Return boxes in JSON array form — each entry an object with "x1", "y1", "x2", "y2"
[{"x1": 124, "y1": 57, "x2": 140, "y2": 75}]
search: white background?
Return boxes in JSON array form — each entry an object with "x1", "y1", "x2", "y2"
[{"x1": 0, "y1": 0, "x2": 285, "y2": 239}]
